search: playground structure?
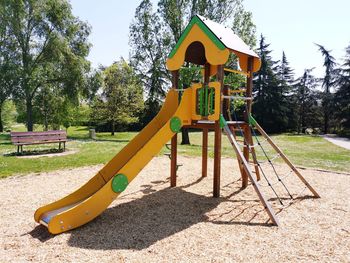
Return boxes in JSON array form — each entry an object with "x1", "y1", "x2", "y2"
[{"x1": 34, "y1": 15, "x2": 319, "y2": 234}]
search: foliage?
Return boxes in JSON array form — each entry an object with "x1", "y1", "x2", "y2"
[
  {"x1": 0, "y1": 100, "x2": 17, "y2": 131},
  {"x1": 90, "y1": 59, "x2": 144, "y2": 135},
  {"x1": 292, "y1": 69, "x2": 322, "y2": 133},
  {"x1": 1, "y1": 0, "x2": 92, "y2": 131}
]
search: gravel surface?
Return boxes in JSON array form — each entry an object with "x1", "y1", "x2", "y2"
[{"x1": 1, "y1": 156, "x2": 349, "y2": 262}]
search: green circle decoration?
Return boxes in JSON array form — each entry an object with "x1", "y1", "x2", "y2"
[
  {"x1": 112, "y1": 174, "x2": 129, "y2": 193},
  {"x1": 170, "y1": 117, "x2": 182, "y2": 133}
]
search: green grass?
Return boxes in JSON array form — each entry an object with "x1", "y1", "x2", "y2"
[{"x1": 0, "y1": 125, "x2": 349, "y2": 178}]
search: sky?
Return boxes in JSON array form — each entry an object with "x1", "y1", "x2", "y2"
[{"x1": 70, "y1": 0, "x2": 350, "y2": 78}]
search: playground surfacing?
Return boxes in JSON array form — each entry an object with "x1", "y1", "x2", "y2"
[{"x1": 0, "y1": 156, "x2": 349, "y2": 262}]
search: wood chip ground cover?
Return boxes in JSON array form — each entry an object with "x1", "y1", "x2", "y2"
[{"x1": 0, "y1": 156, "x2": 349, "y2": 262}]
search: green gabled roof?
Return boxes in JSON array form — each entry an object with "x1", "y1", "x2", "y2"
[
  {"x1": 168, "y1": 15, "x2": 226, "y2": 59},
  {"x1": 168, "y1": 15, "x2": 260, "y2": 60}
]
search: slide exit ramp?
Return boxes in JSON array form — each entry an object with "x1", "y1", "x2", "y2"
[{"x1": 34, "y1": 88, "x2": 192, "y2": 234}]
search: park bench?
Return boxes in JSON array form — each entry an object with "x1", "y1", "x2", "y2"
[{"x1": 10, "y1": 130, "x2": 67, "y2": 154}]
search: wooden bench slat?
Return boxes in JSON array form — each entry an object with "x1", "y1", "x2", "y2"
[
  {"x1": 11, "y1": 135, "x2": 67, "y2": 143},
  {"x1": 10, "y1": 130, "x2": 66, "y2": 136},
  {"x1": 13, "y1": 140, "x2": 66, "y2": 146},
  {"x1": 10, "y1": 130, "x2": 67, "y2": 153}
]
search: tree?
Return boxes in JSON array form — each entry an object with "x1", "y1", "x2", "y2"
[
  {"x1": 293, "y1": 69, "x2": 322, "y2": 134},
  {"x1": 91, "y1": 59, "x2": 144, "y2": 135},
  {"x1": 316, "y1": 43, "x2": 337, "y2": 134},
  {"x1": 334, "y1": 44, "x2": 350, "y2": 131},
  {"x1": 1, "y1": 0, "x2": 91, "y2": 131},
  {"x1": 0, "y1": 3, "x2": 19, "y2": 132},
  {"x1": 253, "y1": 35, "x2": 290, "y2": 133},
  {"x1": 129, "y1": 0, "x2": 169, "y2": 103},
  {"x1": 278, "y1": 51, "x2": 296, "y2": 130}
]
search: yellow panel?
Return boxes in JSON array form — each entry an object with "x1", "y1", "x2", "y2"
[
  {"x1": 207, "y1": 82, "x2": 221, "y2": 121},
  {"x1": 166, "y1": 24, "x2": 230, "y2": 71},
  {"x1": 34, "y1": 89, "x2": 179, "y2": 224},
  {"x1": 36, "y1": 88, "x2": 193, "y2": 234},
  {"x1": 234, "y1": 51, "x2": 261, "y2": 73}
]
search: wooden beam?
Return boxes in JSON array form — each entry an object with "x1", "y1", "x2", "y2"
[
  {"x1": 170, "y1": 134, "x2": 177, "y2": 187},
  {"x1": 202, "y1": 128, "x2": 208, "y2": 177},
  {"x1": 224, "y1": 67, "x2": 249, "y2": 76},
  {"x1": 170, "y1": 70, "x2": 179, "y2": 187},
  {"x1": 213, "y1": 65, "x2": 224, "y2": 197}
]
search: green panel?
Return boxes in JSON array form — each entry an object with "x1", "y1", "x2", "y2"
[
  {"x1": 170, "y1": 117, "x2": 182, "y2": 133},
  {"x1": 112, "y1": 174, "x2": 128, "y2": 193},
  {"x1": 220, "y1": 115, "x2": 227, "y2": 128},
  {"x1": 220, "y1": 114, "x2": 227, "y2": 128},
  {"x1": 249, "y1": 114, "x2": 257, "y2": 126},
  {"x1": 168, "y1": 16, "x2": 226, "y2": 59}
]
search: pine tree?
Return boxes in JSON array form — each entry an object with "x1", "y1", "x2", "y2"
[
  {"x1": 278, "y1": 51, "x2": 296, "y2": 130},
  {"x1": 253, "y1": 35, "x2": 289, "y2": 133},
  {"x1": 293, "y1": 69, "x2": 322, "y2": 134},
  {"x1": 334, "y1": 44, "x2": 350, "y2": 132},
  {"x1": 316, "y1": 44, "x2": 337, "y2": 134}
]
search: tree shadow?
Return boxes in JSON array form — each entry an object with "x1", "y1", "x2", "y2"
[{"x1": 4, "y1": 148, "x2": 64, "y2": 157}]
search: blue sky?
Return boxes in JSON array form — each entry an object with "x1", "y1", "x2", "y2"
[{"x1": 71, "y1": 0, "x2": 350, "y2": 78}]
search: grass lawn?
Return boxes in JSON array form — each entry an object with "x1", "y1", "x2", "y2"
[{"x1": 0, "y1": 125, "x2": 349, "y2": 178}]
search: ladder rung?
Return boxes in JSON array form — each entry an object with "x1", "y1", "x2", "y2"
[
  {"x1": 223, "y1": 96, "x2": 252, "y2": 100},
  {"x1": 227, "y1": 121, "x2": 246, "y2": 125},
  {"x1": 230, "y1": 89, "x2": 246, "y2": 94}
]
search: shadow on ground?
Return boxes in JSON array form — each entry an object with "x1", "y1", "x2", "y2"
[{"x1": 67, "y1": 187, "x2": 223, "y2": 250}]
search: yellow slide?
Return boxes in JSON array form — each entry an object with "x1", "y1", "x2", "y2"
[{"x1": 34, "y1": 88, "x2": 192, "y2": 234}]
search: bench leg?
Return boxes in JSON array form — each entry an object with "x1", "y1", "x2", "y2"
[
  {"x1": 17, "y1": 145, "x2": 19, "y2": 155},
  {"x1": 59, "y1": 142, "x2": 61, "y2": 150},
  {"x1": 21, "y1": 145, "x2": 23, "y2": 154},
  {"x1": 63, "y1": 142, "x2": 66, "y2": 151}
]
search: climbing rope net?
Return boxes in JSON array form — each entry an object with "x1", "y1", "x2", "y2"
[{"x1": 229, "y1": 102, "x2": 308, "y2": 208}]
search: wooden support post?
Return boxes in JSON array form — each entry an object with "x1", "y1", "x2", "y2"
[
  {"x1": 202, "y1": 128, "x2": 208, "y2": 177},
  {"x1": 241, "y1": 57, "x2": 255, "y2": 188},
  {"x1": 242, "y1": 126, "x2": 249, "y2": 188},
  {"x1": 170, "y1": 70, "x2": 179, "y2": 187},
  {"x1": 170, "y1": 134, "x2": 177, "y2": 187},
  {"x1": 213, "y1": 65, "x2": 223, "y2": 197},
  {"x1": 213, "y1": 120, "x2": 221, "y2": 197}
]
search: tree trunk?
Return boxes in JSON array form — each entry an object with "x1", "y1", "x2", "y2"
[
  {"x1": 111, "y1": 121, "x2": 115, "y2": 136},
  {"x1": 181, "y1": 128, "x2": 190, "y2": 145},
  {"x1": 0, "y1": 103, "x2": 3, "y2": 132},
  {"x1": 26, "y1": 99, "x2": 34, "y2": 131},
  {"x1": 324, "y1": 111, "x2": 329, "y2": 134}
]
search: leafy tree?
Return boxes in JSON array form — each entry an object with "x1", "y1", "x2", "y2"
[
  {"x1": 1, "y1": 0, "x2": 91, "y2": 131},
  {"x1": 0, "y1": 3, "x2": 19, "y2": 132},
  {"x1": 129, "y1": 0, "x2": 169, "y2": 103},
  {"x1": 91, "y1": 59, "x2": 144, "y2": 135},
  {"x1": 334, "y1": 44, "x2": 350, "y2": 131},
  {"x1": 316, "y1": 43, "x2": 337, "y2": 134}
]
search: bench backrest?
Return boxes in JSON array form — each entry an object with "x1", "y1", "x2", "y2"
[{"x1": 10, "y1": 130, "x2": 67, "y2": 144}]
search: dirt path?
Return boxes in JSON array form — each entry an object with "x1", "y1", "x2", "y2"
[
  {"x1": 322, "y1": 134, "x2": 350, "y2": 150},
  {"x1": 1, "y1": 156, "x2": 349, "y2": 262}
]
